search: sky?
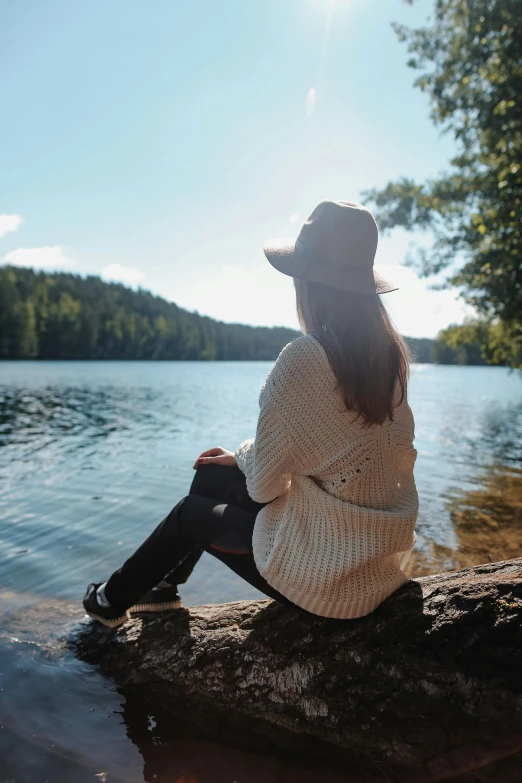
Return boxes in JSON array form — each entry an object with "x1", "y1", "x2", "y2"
[{"x1": 0, "y1": 0, "x2": 475, "y2": 338}]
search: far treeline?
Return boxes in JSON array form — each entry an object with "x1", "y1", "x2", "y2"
[
  {"x1": 0, "y1": 267, "x2": 298, "y2": 361},
  {"x1": 0, "y1": 266, "x2": 506, "y2": 365}
]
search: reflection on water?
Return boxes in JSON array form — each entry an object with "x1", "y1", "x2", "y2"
[
  {"x1": 406, "y1": 394, "x2": 522, "y2": 576},
  {"x1": 0, "y1": 385, "x2": 163, "y2": 445},
  {"x1": 118, "y1": 688, "x2": 355, "y2": 783},
  {"x1": 1, "y1": 360, "x2": 521, "y2": 781},
  {"x1": 479, "y1": 402, "x2": 522, "y2": 465},
  {"x1": 407, "y1": 464, "x2": 522, "y2": 576},
  {"x1": 0, "y1": 595, "x2": 352, "y2": 783},
  {"x1": 0, "y1": 384, "x2": 178, "y2": 487}
]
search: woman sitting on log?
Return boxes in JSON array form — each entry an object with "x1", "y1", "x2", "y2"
[{"x1": 83, "y1": 200, "x2": 419, "y2": 627}]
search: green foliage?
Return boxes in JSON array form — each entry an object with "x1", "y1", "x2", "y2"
[
  {"x1": 2, "y1": 267, "x2": 505, "y2": 366},
  {"x1": 431, "y1": 317, "x2": 521, "y2": 365},
  {"x1": 363, "y1": 0, "x2": 522, "y2": 368},
  {"x1": 432, "y1": 320, "x2": 489, "y2": 364},
  {"x1": 0, "y1": 267, "x2": 300, "y2": 360},
  {"x1": 406, "y1": 330, "x2": 504, "y2": 365}
]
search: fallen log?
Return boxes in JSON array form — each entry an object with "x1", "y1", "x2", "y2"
[{"x1": 72, "y1": 558, "x2": 522, "y2": 783}]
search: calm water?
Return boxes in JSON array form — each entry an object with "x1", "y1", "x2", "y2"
[{"x1": 1, "y1": 360, "x2": 521, "y2": 782}]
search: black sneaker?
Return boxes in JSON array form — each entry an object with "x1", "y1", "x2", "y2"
[
  {"x1": 128, "y1": 585, "x2": 182, "y2": 615},
  {"x1": 83, "y1": 583, "x2": 130, "y2": 629}
]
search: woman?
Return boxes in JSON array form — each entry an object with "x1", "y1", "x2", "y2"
[{"x1": 83, "y1": 200, "x2": 419, "y2": 627}]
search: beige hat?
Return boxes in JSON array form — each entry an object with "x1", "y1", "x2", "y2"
[{"x1": 263, "y1": 200, "x2": 397, "y2": 295}]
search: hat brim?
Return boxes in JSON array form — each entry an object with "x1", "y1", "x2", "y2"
[{"x1": 263, "y1": 239, "x2": 398, "y2": 295}]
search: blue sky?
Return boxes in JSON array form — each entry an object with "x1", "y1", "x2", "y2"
[{"x1": 0, "y1": 0, "x2": 474, "y2": 338}]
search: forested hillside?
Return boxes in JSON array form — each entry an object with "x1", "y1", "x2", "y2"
[
  {"x1": 1, "y1": 266, "x2": 495, "y2": 365},
  {"x1": 0, "y1": 267, "x2": 299, "y2": 360}
]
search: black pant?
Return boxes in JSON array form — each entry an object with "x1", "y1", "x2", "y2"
[{"x1": 104, "y1": 463, "x2": 296, "y2": 610}]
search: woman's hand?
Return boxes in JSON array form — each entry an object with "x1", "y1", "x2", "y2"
[{"x1": 193, "y1": 446, "x2": 237, "y2": 469}]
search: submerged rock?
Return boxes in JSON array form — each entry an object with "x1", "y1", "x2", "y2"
[{"x1": 72, "y1": 558, "x2": 522, "y2": 782}]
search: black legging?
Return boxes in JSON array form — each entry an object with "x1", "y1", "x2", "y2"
[{"x1": 104, "y1": 463, "x2": 297, "y2": 610}]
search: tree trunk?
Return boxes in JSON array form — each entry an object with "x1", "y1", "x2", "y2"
[{"x1": 72, "y1": 558, "x2": 522, "y2": 783}]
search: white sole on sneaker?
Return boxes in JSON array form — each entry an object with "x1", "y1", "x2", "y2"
[
  {"x1": 128, "y1": 597, "x2": 182, "y2": 615},
  {"x1": 84, "y1": 609, "x2": 130, "y2": 628}
]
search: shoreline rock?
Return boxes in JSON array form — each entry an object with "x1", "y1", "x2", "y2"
[{"x1": 71, "y1": 558, "x2": 522, "y2": 782}]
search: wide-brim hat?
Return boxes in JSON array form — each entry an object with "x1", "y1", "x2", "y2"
[{"x1": 263, "y1": 200, "x2": 397, "y2": 295}]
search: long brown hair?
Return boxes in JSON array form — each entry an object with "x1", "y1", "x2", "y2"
[{"x1": 294, "y1": 277, "x2": 411, "y2": 426}]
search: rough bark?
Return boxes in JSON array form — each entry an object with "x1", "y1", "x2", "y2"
[{"x1": 71, "y1": 558, "x2": 522, "y2": 783}]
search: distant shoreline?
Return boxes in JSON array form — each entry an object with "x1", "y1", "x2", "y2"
[
  {"x1": 1, "y1": 266, "x2": 491, "y2": 365},
  {"x1": 1, "y1": 358, "x2": 511, "y2": 367}
]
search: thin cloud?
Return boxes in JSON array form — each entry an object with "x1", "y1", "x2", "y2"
[
  {"x1": 305, "y1": 87, "x2": 317, "y2": 117},
  {"x1": 101, "y1": 263, "x2": 145, "y2": 285},
  {"x1": 2, "y1": 245, "x2": 76, "y2": 269},
  {"x1": 289, "y1": 213, "x2": 300, "y2": 223},
  {"x1": 0, "y1": 214, "x2": 22, "y2": 238}
]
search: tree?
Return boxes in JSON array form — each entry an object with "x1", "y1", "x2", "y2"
[
  {"x1": 15, "y1": 300, "x2": 38, "y2": 358},
  {"x1": 363, "y1": 0, "x2": 522, "y2": 368},
  {"x1": 432, "y1": 319, "x2": 489, "y2": 364},
  {"x1": 0, "y1": 266, "x2": 301, "y2": 361}
]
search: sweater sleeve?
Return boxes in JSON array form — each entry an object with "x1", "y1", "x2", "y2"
[
  {"x1": 235, "y1": 402, "x2": 293, "y2": 503},
  {"x1": 234, "y1": 339, "x2": 304, "y2": 504}
]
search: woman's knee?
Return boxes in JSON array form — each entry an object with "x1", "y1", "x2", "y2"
[
  {"x1": 171, "y1": 493, "x2": 216, "y2": 543},
  {"x1": 161, "y1": 495, "x2": 190, "y2": 534},
  {"x1": 169, "y1": 495, "x2": 189, "y2": 521}
]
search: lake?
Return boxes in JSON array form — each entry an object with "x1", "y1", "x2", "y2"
[{"x1": 1, "y1": 360, "x2": 521, "y2": 781}]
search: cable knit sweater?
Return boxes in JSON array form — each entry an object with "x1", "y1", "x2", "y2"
[{"x1": 234, "y1": 332, "x2": 419, "y2": 619}]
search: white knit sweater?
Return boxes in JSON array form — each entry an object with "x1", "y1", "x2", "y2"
[{"x1": 234, "y1": 333, "x2": 419, "y2": 619}]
